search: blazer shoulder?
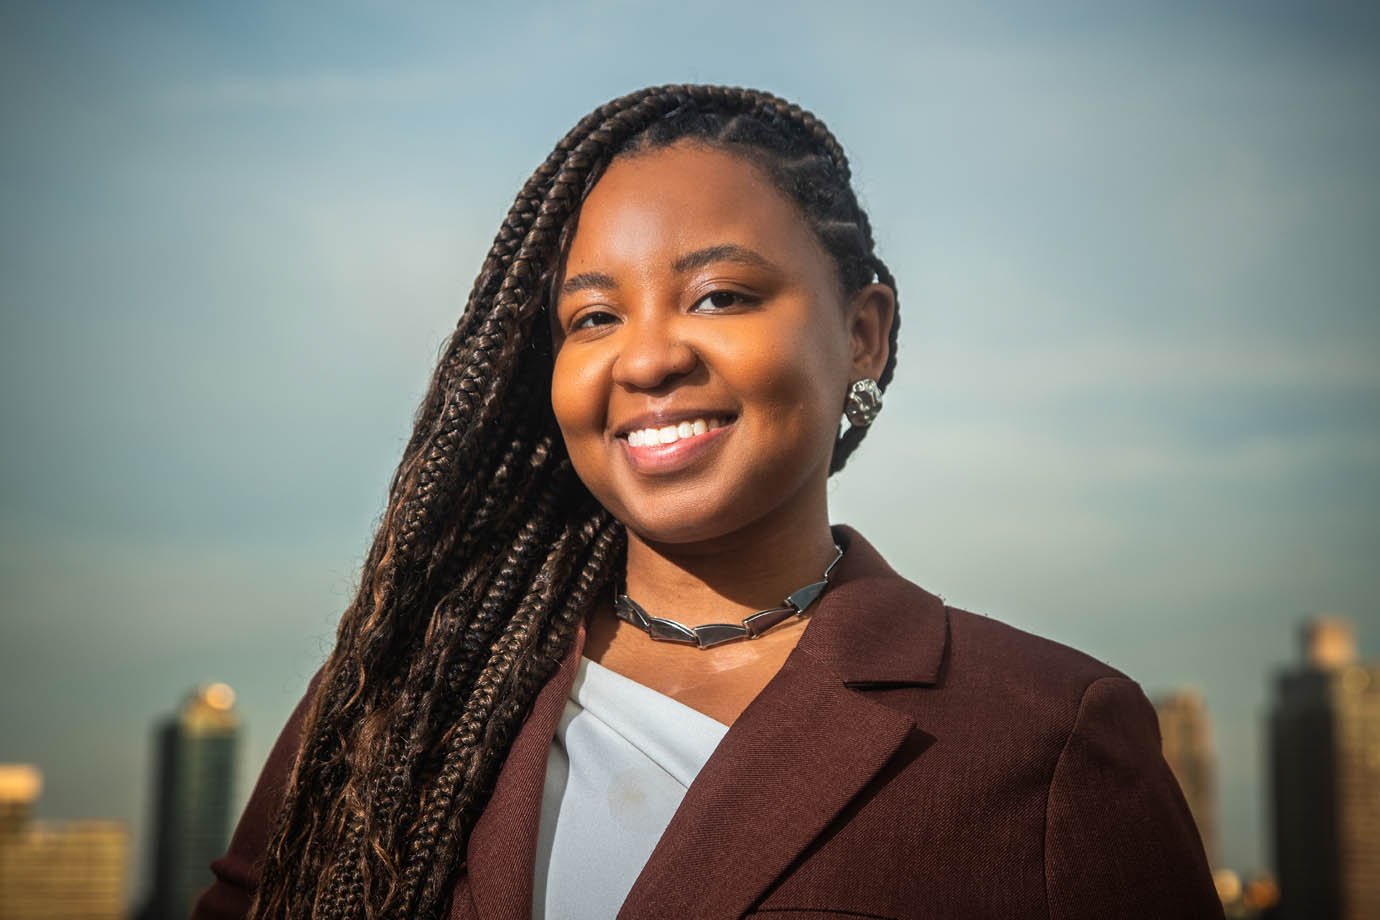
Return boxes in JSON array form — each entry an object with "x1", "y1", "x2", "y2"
[
  {"x1": 837, "y1": 562, "x2": 1131, "y2": 710},
  {"x1": 943, "y1": 602, "x2": 1130, "y2": 695},
  {"x1": 897, "y1": 598, "x2": 1139, "y2": 749}
]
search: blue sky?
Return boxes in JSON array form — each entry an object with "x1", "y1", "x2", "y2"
[{"x1": 2, "y1": 0, "x2": 1377, "y2": 901}]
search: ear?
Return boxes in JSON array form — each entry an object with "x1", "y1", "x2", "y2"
[{"x1": 845, "y1": 282, "x2": 896, "y2": 381}]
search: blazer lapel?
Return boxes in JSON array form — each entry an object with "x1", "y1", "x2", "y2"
[
  {"x1": 461, "y1": 619, "x2": 588, "y2": 920},
  {"x1": 618, "y1": 526, "x2": 949, "y2": 919}
]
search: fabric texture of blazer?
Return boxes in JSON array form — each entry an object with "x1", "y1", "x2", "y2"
[{"x1": 193, "y1": 525, "x2": 1222, "y2": 920}]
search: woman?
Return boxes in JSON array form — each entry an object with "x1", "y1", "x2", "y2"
[{"x1": 194, "y1": 85, "x2": 1221, "y2": 920}]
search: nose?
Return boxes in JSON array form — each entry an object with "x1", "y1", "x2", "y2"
[{"x1": 610, "y1": 315, "x2": 699, "y2": 390}]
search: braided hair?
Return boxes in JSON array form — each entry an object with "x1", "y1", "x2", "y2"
[{"x1": 248, "y1": 84, "x2": 901, "y2": 920}]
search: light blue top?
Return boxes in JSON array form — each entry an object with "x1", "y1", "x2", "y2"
[{"x1": 532, "y1": 655, "x2": 730, "y2": 920}]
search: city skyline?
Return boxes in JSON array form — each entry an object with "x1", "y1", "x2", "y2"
[
  {"x1": 2, "y1": 0, "x2": 1377, "y2": 900},
  {"x1": 7, "y1": 619, "x2": 1370, "y2": 914}
]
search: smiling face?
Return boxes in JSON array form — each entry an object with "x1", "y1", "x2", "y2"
[{"x1": 549, "y1": 141, "x2": 882, "y2": 547}]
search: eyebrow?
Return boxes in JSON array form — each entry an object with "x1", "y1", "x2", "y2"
[
  {"x1": 672, "y1": 243, "x2": 776, "y2": 274},
  {"x1": 558, "y1": 244, "x2": 777, "y2": 297}
]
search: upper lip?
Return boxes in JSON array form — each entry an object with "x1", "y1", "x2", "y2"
[{"x1": 612, "y1": 408, "x2": 738, "y2": 439}]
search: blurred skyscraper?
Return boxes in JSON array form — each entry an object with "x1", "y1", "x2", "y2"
[
  {"x1": 140, "y1": 684, "x2": 240, "y2": 920},
  {"x1": 0, "y1": 764, "x2": 129, "y2": 920},
  {"x1": 1269, "y1": 617, "x2": 1380, "y2": 920},
  {"x1": 1153, "y1": 689, "x2": 1218, "y2": 867}
]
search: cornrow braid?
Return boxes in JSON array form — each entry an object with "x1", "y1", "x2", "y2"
[{"x1": 248, "y1": 84, "x2": 899, "y2": 920}]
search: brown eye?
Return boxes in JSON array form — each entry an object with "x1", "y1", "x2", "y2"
[
  {"x1": 571, "y1": 309, "x2": 618, "y2": 331},
  {"x1": 692, "y1": 290, "x2": 756, "y2": 312}
]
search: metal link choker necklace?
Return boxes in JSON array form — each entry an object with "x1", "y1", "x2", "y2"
[{"x1": 612, "y1": 544, "x2": 845, "y2": 649}]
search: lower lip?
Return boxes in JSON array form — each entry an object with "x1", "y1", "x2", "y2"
[{"x1": 617, "y1": 422, "x2": 735, "y2": 474}]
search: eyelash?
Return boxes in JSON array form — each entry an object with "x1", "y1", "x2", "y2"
[
  {"x1": 568, "y1": 290, "x2": 758, "y2": 331},
  {"x1": 569, "y1": 310, "x2": 617, "y2": 332},
  {"x1": 693, "y1": 289, "x2": 756, "y2": 312}
]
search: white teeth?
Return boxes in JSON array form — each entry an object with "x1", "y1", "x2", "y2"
[{"x1": 625, "y1": 416, "x2": 728, "y2": 447}]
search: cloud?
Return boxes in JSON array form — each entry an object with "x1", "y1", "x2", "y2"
[
  {"x1": 153, "y1": 70, "x2": 464, "y2": 112},
  {"x1": 888, "y1": 419, "x2": 1380, "y2": 487},
  {"x1": 909, "y1": 338, "x2": 1380, "y2": 405}
]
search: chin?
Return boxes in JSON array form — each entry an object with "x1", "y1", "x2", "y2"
[
  {"x1": 603, "y1": 492, "x2": 750, "y2": 547},
  {"x1": 616, "y1": 482, "x2": 803, "y2": 548},
  {"x1": 617, "y1": 511, "x2": 734, "y2": 547}
]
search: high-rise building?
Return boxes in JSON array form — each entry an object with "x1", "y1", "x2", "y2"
[
  {"x1": 1269, "y1": 616, "x2": 1380, "y2": 920},
  {"x1": 1152, "y1": 688, "x2": 1218, "y2": 867},
  {"x1": 0, "y1": 765, "x2": 39, "y2": 835},
  {"x1": 140, "y1": 684, "x2": 240, "y2": 920},
  {"x1": 0, "y1": 764, "x2": 129, "y2": 920}
]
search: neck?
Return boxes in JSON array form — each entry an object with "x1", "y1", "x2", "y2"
[{"x1": 621, "y1": 496, "x2": 838, "y2": 629}]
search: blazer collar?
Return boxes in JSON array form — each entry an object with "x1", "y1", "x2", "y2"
[
  {"x1": 460, "y1": 524, "x2": 949, "y2": 920},
  {"x1": 794, "y1": 524, "x2": 949, "y2": 688}
]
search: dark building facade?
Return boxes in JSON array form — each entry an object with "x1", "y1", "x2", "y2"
[
  {"x1": 142, "y1": 684, "x2": 240, "y2": 920},
  {"x1": 1270, "y1": 617, "x2": 1380, "y2": 920}
]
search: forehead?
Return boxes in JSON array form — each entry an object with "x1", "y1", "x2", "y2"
[{"x1": 564, "y1": 142, "x2": 824, "y2": 271}]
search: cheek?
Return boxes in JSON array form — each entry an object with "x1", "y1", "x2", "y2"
[
  {"x1": 731, "y1": 319, "x2": 850, "y2": 429},
  {"x1": 549, "y1": 350, "x2": 610, "y2": 455},
  {"x1": 707, "y1": 351, "x2": 845, "y2": 497}
]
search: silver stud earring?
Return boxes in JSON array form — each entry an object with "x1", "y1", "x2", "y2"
[{"x1": 844, "y1": 378, "x2": 883, "y2": 428}]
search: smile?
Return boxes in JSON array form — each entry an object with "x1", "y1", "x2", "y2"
[
  {"x1": 616, "y1": 415, "x2": 737, "y2": 474},
  {"x1": 625, "y1": 416, "x2": 733, "y2": 447}
]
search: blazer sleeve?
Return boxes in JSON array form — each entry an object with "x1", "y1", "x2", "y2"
[
  {"x1": 191, "y1": 670, "x2": 322, "y2": 920},
  {"x1": 1043, "y1": 676, "x2": 1223, "y2": 920}
]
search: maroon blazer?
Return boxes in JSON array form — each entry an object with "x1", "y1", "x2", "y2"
[{"x1": 194, "y1": 527, "x2": 1222, "y2": 919}]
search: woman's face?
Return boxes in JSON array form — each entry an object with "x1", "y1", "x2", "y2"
[{"x1": 549, "y1": 141, "x2": 888, "y2": 546}]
